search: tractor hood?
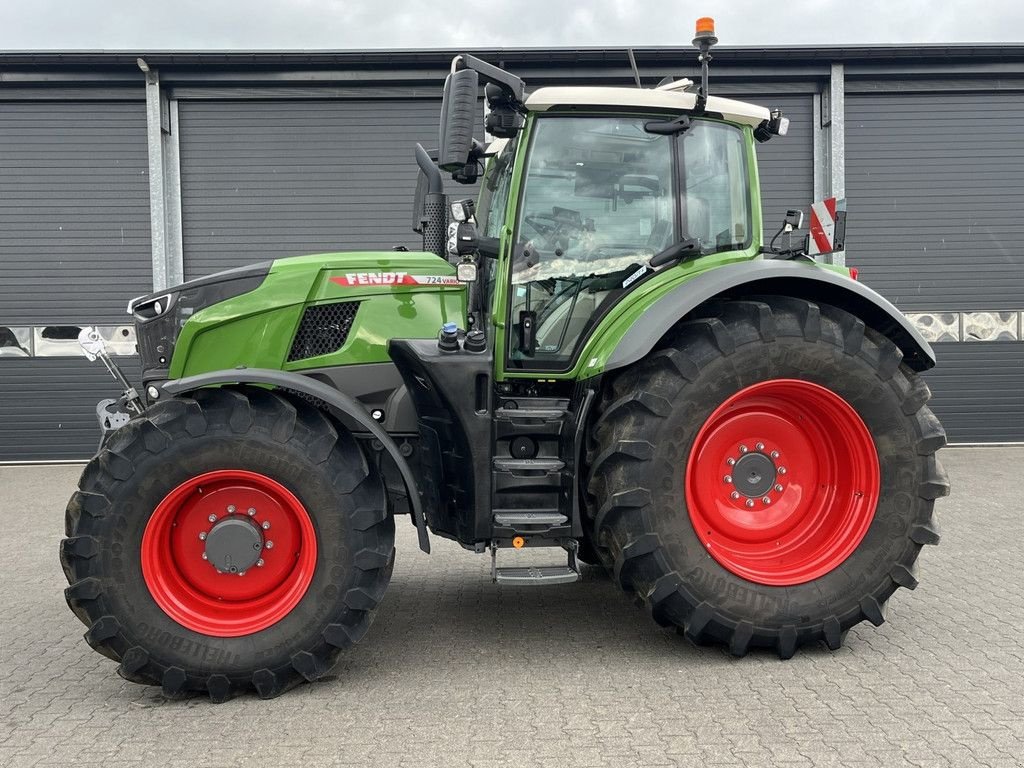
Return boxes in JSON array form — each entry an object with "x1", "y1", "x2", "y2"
[{"x1": 149, "y1": 250, "x2": 466, "y2": 383}]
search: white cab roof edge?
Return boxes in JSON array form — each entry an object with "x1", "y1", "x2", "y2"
[{"x1": 524, "y1": 87, "x2": 771, "y2": 128}]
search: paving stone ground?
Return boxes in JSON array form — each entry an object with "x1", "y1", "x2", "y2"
[{"x1": 1, "y1": 447, "x2": 1022, "y2": 767}]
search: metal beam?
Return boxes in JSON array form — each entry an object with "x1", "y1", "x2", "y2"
[
  {"x1": 814, "y1": 63, "x2": 845, "y2": 266},
  {"x1": 140, "y1": 62, "x2": 184, "y2": 290}
]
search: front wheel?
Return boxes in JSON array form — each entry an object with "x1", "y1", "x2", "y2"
[
  {"x1": 61, "y1": 387, "x2": 395, "y2": 700},
  {"x1": 586, "y1": 297, "x2": 948, "y2": 656}
]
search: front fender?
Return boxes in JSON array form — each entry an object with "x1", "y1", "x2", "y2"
[
  {"x1": 161, "y1": 368, "x2": 430, "y2": 553},
  {"x1": 602, "y1": 260, "x2": 935, "y2": 375}
]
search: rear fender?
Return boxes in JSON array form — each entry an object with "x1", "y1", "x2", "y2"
[
  {"x1": 605, "y1": 260, "x2": 935, "y2": 374},
  {"x1": 161, "y1": 368, "x2": 430, "y2": 553}
]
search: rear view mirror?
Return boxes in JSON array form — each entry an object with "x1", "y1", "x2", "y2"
[{"x1": 438, "y1": 67, "x2": 479, "y2": 172}]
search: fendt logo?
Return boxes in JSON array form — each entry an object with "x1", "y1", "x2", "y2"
[
  {"x1": 329, "y1": 273, "x2": 462, "y2": 288},
  {"x1": 332, "y1": 272, "x2": 410, "y2": 286}
]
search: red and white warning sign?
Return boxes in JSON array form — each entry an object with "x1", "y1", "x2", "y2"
[
  {"x1": 808, "y1": 197, "x2": 847, "y2": 256},
  {"x1": 330, "y1": 272, "x2": 461, "y2": 287}
]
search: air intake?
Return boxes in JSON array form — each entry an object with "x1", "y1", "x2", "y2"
[{"x1": 286, "y1": 302, "x2": 359, "y2": 362}]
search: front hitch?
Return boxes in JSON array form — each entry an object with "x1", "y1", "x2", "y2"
[{"x1": 78, "y1": 326, "x2": 146, "y2": 444}]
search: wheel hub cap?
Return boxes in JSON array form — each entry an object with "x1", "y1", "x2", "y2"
[
  {"x1": 731, "y1": 452, "x2": 776, "y2": 498},
  {"x1": 204, "y1": 517, "x2": 264, "y2": 574}
]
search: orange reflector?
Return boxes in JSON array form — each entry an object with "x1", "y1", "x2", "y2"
[
  {"x1": 695, "y1": 17, "x2": 715, "y2": 35},
  {"x1": 512, "y1": 536, "x2": 525, "y2": 549}
]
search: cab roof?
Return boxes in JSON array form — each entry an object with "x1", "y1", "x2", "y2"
[{"x1": 524, "y1": 84, "x2": 771, "y2": 128}]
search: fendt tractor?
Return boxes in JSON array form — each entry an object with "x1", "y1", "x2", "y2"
[{"x1": 62, "y1": 19, "x2": 948, "y2": 701}]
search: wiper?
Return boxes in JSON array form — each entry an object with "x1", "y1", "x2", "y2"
[{"x1": 650, "y1": 237, "x2": 700, "y2": 268}]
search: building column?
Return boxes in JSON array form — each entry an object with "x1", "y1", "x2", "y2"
[
  {"x1": 140, "y1": 60, "x2": 184, "y2": 290},
  {"x1": 813, "y1": 63, "x2": 845, "y2": 266}
]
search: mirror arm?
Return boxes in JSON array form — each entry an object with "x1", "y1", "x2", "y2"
[
  {"x1": 453, "y1": 53, "x2": 526, "y2": 104},
  {"x1": 477, "y1": 235, "x2": 501, "y2": 259}
]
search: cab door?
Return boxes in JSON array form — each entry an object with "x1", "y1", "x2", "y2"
[
  {"x1": 500, "y1": 114, "x2": 677, "y2": 374},
  {"x1": 497, "y1": 113, "x2": 754, "y2": 376}
]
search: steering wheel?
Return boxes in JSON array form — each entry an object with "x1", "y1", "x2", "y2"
[{"x1": 523, "y1": 212, "x2": 585, "y2": 250}]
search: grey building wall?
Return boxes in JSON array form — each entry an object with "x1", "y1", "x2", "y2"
[
  {"x1": 0, "y1": 100, "x2": 148, "y2": 461},
  {"x1": 0, "y1": 47, "x2": 1022, "y2": 459}
]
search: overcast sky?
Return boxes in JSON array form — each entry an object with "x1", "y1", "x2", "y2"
[{"x1": 1, "y1": 0, "x2": 1021, "y2": 49}]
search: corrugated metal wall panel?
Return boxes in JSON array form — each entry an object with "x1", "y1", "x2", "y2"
[
  {"x1": 744, "y1": 95, "x2": 814, "y2": 243},
  {"x1": 925, "y1": 344, "x2": 1024, "y2": 443},
  {"x1": 847, "y1": 93, "x2": 1024, "y2": 442},
  {"x1": 846, "y1": 92, "x2": 1024, "y2": 310},
  {"x1": 0, "y1": 102, "x2": 152, "y2": 324},
  {"x1": 179, "y1": 99, "x2": 462, "y2": 278},
  {"x1": 0, "y1": 101, "x2": 150, "y2": 461},
  {"x1": 0, "y1": 358, "x2": 141, "y2": 461}
]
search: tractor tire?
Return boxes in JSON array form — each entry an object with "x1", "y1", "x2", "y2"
[
  {"x1": 61, "y1": 387, "x2": 395, "y2": 700},
  {"x1": 586, "y1": 296, "x2": 948, "y2": 657}
]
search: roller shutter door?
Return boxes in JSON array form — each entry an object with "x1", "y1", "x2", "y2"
[
  {"x1": 0, "y1": 101, "x2": 149, "y2": 461},
  {"x1": 846, "y1": 92, "x2": 1024, "y2": 442},
  {"x1": 178, "y1": 99, "x2": 461, "y2": 279}
]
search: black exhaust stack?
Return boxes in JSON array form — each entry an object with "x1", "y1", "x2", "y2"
[{"x1": 413, "y1": 143, "x2": 447, "y2": 258}]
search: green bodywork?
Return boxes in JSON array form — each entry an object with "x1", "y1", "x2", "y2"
[
  {"x1": 168, "y1": 111, "x2": 851, "y2": 385},
  {"x1": 170, "y1": 252, "x2": 466, "y2": 379}
]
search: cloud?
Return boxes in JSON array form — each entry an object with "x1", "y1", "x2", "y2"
[{"x1": 1, "y1": 0, "x2": 1021, "y2": 49}]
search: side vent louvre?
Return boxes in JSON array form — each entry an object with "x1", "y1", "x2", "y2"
[{"x1": 287, "y1": 302, "x2": 359, "y2": 362}]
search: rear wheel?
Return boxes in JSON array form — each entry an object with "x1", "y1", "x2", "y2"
[
  {"x1": 61, "y1": 387, "x2": 395, "y2": 700},
  {"x1": 586, "y1": 297, "x2": 948, "y2": 656}
]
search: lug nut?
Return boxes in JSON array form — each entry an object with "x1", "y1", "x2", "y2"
[
  {"x1": 724, "y1": 475, "x2": 733, "y2": 483},
  {"x1": 238, "y1": 571, "x2": 246, "y2": 577},
  {"x1": 778, "y1": 467, "x2": 787, "y2": 475},
  {"x1": 739, "y1": 444, "x2": 749, "y2": 454},
  {"x1": 201, "y1": 552, "x2": 208, "y2": 560},
  {"x1": 775, "y1": 484, "x2": 783, "y2": 492},
  {"x1": 730, "y1": 491, "x2": 740, "y2": 500},
  {"x1": 256, "y1": 558, "x2": 265, "y2": 567},
  {"x1": 771, "y1": 450, "x2": 780, "y2": 459},
  {"x1": 247, "y1": 507, "x2": 257, "y2": 516},
  {"x1": 207, "y1": 514, "x2": 217, "y2": 523},
  {"x1": 261, "y1": 521, "x2": 270, "y2": 530},
  {"x1": 227, "y1": 505, "x2": 236, "y2": 514},
  {"x1": 745, "y1": 499, "x2": 755, "y2": 508},
  {"x1": 198, "y1": 532, "x2": 207, "y2": 541},
  {"x1": 762, "y1": 496, "x2": 771, "y2": 504},
  {"x1": 265, "y1": 541, "x2": 274, "y2": 549},
  {"x1": 726, "y1": 457, "x2": 736, "y2": 466},
  {"x1": 755, "y1": 442, "x2": 765, "y2": 451}
]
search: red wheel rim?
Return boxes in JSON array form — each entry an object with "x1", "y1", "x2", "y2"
[
  {"x1": 141, "y1": 470, "x2": 317, "y2": 636},
  {"x1": 685, "y1": 379, "x2": 879, "y2": 586}
]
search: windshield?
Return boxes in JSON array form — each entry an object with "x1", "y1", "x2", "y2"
[
  {"x1": 512, "y1": 116, "x2": 675, "y2": 285},
  {"x1": 506, "y1": 115, "x2": 752, "y2": 371}
]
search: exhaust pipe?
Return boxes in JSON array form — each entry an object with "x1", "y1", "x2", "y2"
[{"x1": 414, "y1": 144, "x2": 447, "y2": 258}]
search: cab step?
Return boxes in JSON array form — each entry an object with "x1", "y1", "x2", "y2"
[
  {"x1": 492, "y1": 457, "x2": 565, "y2": 472},
  {"x1": 493, "y1": 512, "x2": 567, "y2": 527},
  {"x1": 493, "y1": 566, "x2": 579, "y2": 585},
  {"x1": 490, "y1": 542, "x2": 580, "y2": 586},
  {"x1": 494, "y1": 407, "x2": 568, "y2": 422}
]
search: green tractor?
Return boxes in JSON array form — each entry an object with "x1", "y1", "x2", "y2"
[{"x1": 62, "y1": 23, "x2": 948, "y2": 701}]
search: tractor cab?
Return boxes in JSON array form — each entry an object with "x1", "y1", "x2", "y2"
[{"x1": 417, "y1": 35, "x2": 789, "y2": 380}]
